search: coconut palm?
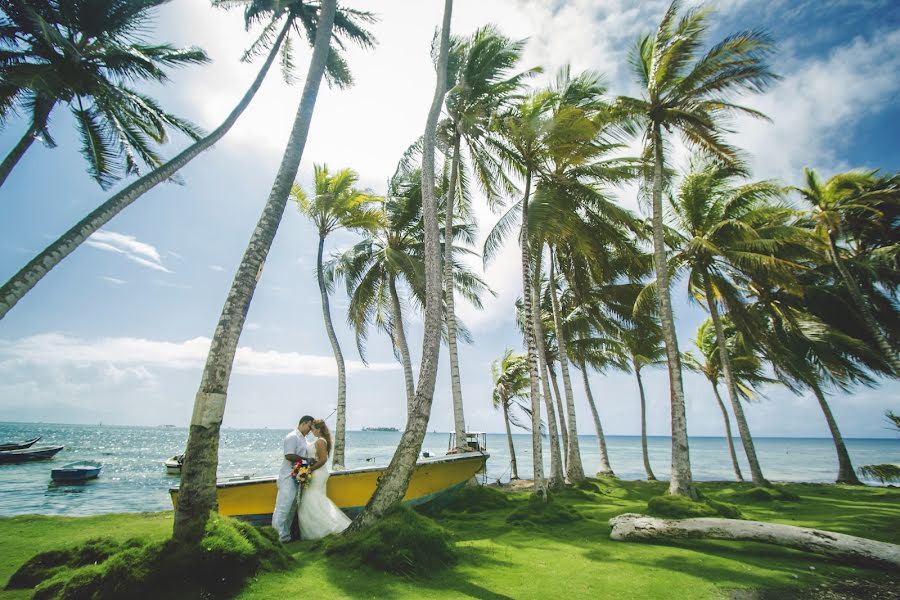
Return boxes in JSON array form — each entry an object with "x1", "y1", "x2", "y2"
[
  {"x1": 791, "y1": 168, "x2": 900, "y2": 375},
  {"x1": 348, "y1": 0, "x2": 453, "y2": 531},
  {"x1": 491, "y1": 348, "x2": 534, "y2": 480},
  {"x1": 441, "y1": 25, "x2": 532, "y2": 452},
  {"x1": 173, "y1": 0, "x2": 346, "y2": 543},
  {"x1": 669, "y1": 161, "x2": 799, "y2": 486},
  {"x1": 485, "y1": 90, "x2": 556, "y2": 495},
  {"x1": 734, "y1": 285, "x2": 880, "y2": 485},
  {"x1": 615, "y1": 0, "x2": 779, "y2": 497},
  {"x1": 0, "y1": 0, "x2": 376, "y2": 321},
  {"x1": 618, "y1": 311, "x2": 665, "y2": 481},
  {"x1": 684, "y1": 318, "x2": 778, "y2": 482},
  {"x1": 0, "y1": 0, "x2": 209, "y2": 189},
  {"x1": 330, "y1": 167, "x2": 488, "y2": 416},
  {"x1": 293, "y1": 164, "x2": 379, "y2": 468}
]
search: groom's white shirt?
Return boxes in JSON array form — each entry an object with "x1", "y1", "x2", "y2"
[{"x1": 278, "y1": 428, "x2": 309, "y2": 481}]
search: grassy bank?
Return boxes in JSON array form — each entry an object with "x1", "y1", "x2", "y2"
[{"x1": 2, "y1": 481, "x2": 898, "y2": 599}]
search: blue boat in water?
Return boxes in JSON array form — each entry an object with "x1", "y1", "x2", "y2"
[{"x1": 51, "y1": 461, "x2": 102, "y2": 482}]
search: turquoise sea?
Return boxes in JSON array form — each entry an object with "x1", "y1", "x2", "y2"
[{"x1": 0, "y1": 422, "x2": 897, "y2": 517}]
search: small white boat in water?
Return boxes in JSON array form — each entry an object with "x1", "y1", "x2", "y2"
[{"x1": 164, "y1": 454, "x2": 183, "y2": 475}]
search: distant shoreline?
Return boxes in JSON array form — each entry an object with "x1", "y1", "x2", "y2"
[{"x1": 0, "y1": 421, "x2": 898, "y2": 440}]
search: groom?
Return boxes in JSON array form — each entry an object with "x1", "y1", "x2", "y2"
[{"x1": 272, "y1": 415, "x2": 313, "y2": 543}]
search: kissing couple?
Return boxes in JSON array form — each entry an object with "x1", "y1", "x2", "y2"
[{"x1": 272, "y1": 415, "x2": 351, "y2": 542}]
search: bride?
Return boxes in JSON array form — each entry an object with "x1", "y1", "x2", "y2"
[{"x1": 297, "y1": 418, "x2": 351, "y2": 540}]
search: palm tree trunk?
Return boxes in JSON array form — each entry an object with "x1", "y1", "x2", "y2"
[
  {"x1": 346, "y1": 0, "x2": 453, "y2": 532},
  {"x1": 0, "y1": 19, "x2": 292, "y2": 321},
  {"x1": 635, "y1": 365, "x2": 656, "y2": 481},
  {"x1": 317, "y1": 234, "x2": 347, "y2": 468},
  {"x1": 711, "y1": 381, "x2": 744, "y2": 482},
  {"x1": 650, "y1": 123, "x2": 696, "y2": 499},
  {"x1": 809, "y1": 380, "x2": 861, "y2": 485},
  {"x1": 444, "y1": 136, "x2": 467, "y2": 452},
  {"x1": 388, "y1": 274, "x2": 415, "y2": 413},
  {"x1": 548, "y1": 248, "x2": 584, "y2": 483},
  {"x1": 704, "y1": 277, "x2": 767, "y2": 486},
  {"x1": 533, "y1": 249, "x2": 564, "y2": 488},
  {"x1": 0, "y1": 97, "x2": 54, "y2": 190},
  {"x1": 827, "y1": 233, "x2": 900, "y2": 376},
  {"x1": 519, "y1": 169, "x2": 547, "y2": 496},
  {"x1": 172, "y1": 4, "x2": 335, "y2": 544},
  {"x1": 502, "y1": 400, "x2": 519, "y2": 480},
  {"x1": 580, "y1": 359, "x2": 614, "y2": 477},
  {"x1": 548, "y1": 361, "x2": 569, "y2": 469}
]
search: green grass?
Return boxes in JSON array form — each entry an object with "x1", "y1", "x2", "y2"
[{"x1": 1, "y1": 481, "x2": 898, "y2": 600}]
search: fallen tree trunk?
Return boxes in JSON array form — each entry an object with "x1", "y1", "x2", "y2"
[{"x1": 609, "y1": 513, "x2": 900, "y2": 570}]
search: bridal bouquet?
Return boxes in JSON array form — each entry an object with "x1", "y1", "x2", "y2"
[{"x1": 292, "y1": 461, "x2": 312, "y2": 487}]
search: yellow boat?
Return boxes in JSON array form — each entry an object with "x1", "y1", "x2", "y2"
[{"x1": 169, "y1": 452, "x2": 488, "y2": 525}]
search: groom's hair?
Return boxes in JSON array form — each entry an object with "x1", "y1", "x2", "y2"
[{"x1": 298, "y1": 415, "x2": 314, "y2": 426}]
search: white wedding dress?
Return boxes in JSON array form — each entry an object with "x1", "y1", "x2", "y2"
[{"x1": 297, "y1": 439, "x2": 351, "y2": 540}]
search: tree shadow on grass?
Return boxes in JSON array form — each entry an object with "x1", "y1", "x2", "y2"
[{"x1": 316, "y1": 544, "x2": 516, "y2": 599}]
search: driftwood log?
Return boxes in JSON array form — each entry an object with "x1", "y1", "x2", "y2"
[{"x1": 609, "y1": 513, "x2": 900, "y2": 570}]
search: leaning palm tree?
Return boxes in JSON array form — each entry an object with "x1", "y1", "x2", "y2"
[
  {"x1": 669, "y1": 161, "x2": 798, "y2": 486},
  {"x1": 0, "y1": 0, "x2": 209, "y2": 189},
  {"x1": 491, "y1": 348, "x2": 534, "y2": 480},
  {"x1": 615, "y1": 0, "x2": 779, "y2": 497},
  {"x1": 684, "y1": 318, "x2": 778, "y2": 482},
  {"x1": 440, "y1": 25, "x2": 531, "y2": 452},
  {"x1": 293, "y1": 164, "x2": 379, "y2": 469},
  {"x1": 348, "y1": 0, "x2": 454, "y2": 531},
  {"x1": 791, "y1": 168, "x2": 900, "y2": 375},
  {"x1": 174, "y1": 0, "x2": 351, "y2": 544},
  {"x1": 0, "y1": 0, "x2": 376, "y2": 321}
]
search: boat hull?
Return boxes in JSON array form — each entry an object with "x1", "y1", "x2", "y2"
[
  {"x1": 0, "y1": 437, "x2": 41, "y2": 452},
  {"x1": 0, "y1": 445, "x2": 64, "y2": 464},
  {"x1": 170, "y1": 452, "x2": 488, "y2": 526},
  {"x1": 51, "y1": 461, "x2": 101, "y2": 482}
]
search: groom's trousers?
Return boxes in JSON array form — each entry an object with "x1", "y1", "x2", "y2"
[{"x1": 273, "y1": 477, "x2": 299, "y2": 542}]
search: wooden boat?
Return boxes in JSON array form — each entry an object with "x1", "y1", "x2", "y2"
[
  {"x1": 51, "y1": 461, "x2": 102, "y2": 482},
  {"x1": 0, "y1": 445, "x2": 64, "y2": 464},
  {"x1": 170, "y1": 451, "x2": 488, "y2": 526},
  {"x1": 164, "y1": 454, "x2": 184, "y2": 475},
  {"x1": 0, "y1": 437, "x2": 41, "y2": 451}
]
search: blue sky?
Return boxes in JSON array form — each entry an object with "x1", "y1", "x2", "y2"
[{"x1": 1, "y1": 0, "x2": 898, "y2": 439}]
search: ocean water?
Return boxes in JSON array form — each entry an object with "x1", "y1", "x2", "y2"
[{"x1": 0, "y1": 422, "x2": 897, "y2": 517}]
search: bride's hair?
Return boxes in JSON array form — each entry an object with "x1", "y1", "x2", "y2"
[{"x1": 312, "y1": 419, "x2": 332, "y2": 455}]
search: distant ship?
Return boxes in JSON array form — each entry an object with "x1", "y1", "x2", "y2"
[{"x1": 362, "y1": 426, "x2": 399, "y2": 432}]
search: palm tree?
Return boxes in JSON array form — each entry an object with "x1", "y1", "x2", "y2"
[
  {"x1": 619, "y1": 311, "x2": 665, "y2": 481},
  {"x1": 684, "y1": 318, "x2": 778, "y2": 482},
  {"x1": 441, "y1": 25, "x2": 531, "y2": 452},
  {"x1": 0, "y1": 0, "x2": 209, "y2": 190},
  {"x1": 669, "y1": 161, "x2": 798, "y2": 486},
  {"x1": 0, "y1": 0, "x2": 376, "y2": 321},
  {"x1": 858, "y1": 411, "x2": 900, "y2": 484},
  {"x1": 293, "y1": 165, "x2": 379, "y2": 469},
  {"x1": 173, "y1": 0, "x2": 346, "y2": 544},
  {"x1": 615, "y1": 0, "x2": 779, "y2": 497},
  {"x1": 331, "y1": 166, "x2": 487, "y2": 416},
  {"x1": 791, "y1": 169, "x2": 900, "y2": 375},
  {"x1": 348, "y1": 0, "x2": 454, "y2": 531},
  {"x1": 491, "y1": 348, "x2": 534, "y2": 480},
  {"x1": 514, "y1": 288, "x2": 565, "y2": 487},
  {"x1": 485, "y1": 90, "x2": 556, "y2": 495}
]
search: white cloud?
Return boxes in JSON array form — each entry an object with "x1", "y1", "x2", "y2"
[
  {"x1": 0, "y1": 333, "x2": 398, "y2": 377},
  {"x1": 85, "y1": 230, "x2": 172, "y2": 273},
  {"x1": 209, "y1": 264, "x2": 225, "y2": 272},
  {"x1": 100, "y1": 276, "x2": 127, "y2": 285}
]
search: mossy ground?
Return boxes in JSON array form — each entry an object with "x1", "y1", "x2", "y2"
[{"x1": 1, "y1": 480, "x2": 898, "y2": 599}]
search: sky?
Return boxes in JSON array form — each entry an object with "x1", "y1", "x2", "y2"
[{"x1": 1, "y1": 0, "x2": 898, "y2": 439}]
